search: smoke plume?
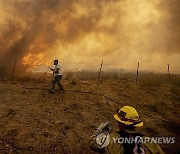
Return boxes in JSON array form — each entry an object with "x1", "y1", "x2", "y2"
[{"x1": 0, "y1": 0, "x2": 179, "y2": 72}]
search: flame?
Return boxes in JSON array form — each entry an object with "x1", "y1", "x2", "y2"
[{"x1": 0, "y1": 0, "x2": 179, "y2": 73}]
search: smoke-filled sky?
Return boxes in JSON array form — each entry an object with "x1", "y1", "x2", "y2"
[{"x1": 0, "y1": 0, "x2": 179, "y2": 72}]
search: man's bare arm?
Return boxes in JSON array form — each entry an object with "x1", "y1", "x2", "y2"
[
  {"x1": 49, "y1": 67, "x2": 54, "y2": 71},
  {"x1": 49, "y1": 67, "x2": 59, "y2": 73}
]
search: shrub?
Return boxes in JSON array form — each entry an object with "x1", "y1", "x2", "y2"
[{"x1": 139, "y1": 74, "x2": 164, "y2": 88}]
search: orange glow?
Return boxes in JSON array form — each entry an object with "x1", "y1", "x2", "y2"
[{"x1": 0, "y1": 0, "x2": 179, "y2": 72}]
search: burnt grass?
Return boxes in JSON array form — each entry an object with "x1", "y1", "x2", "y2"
[{"x1": 0, "y1": 73, "x2": 179, "y2": 153}]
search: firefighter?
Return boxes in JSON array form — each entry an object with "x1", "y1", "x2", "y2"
[
  {"x1": 49, "y1": 59, "x2": 64, "y2": 93},
  {"x1": 89, "y1": 106, "x2": 164, "y2": 154}
]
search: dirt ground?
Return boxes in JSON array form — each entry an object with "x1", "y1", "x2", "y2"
[{"x1": 0, "y1": 76, "x2": 179, "y2": 153}]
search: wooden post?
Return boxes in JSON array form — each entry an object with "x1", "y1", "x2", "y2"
[
  {"x1": 168, "y1": 64, "x2": 170, "y2": 81},
  {"x1": 98, "y1": 60, "x2": 103, "y2": 80},
  {"x1": 11, "y1": 58, "x2": 17, "y2": 81},
  {"x1": 136, "y1": 62, "x2": 139, "y2": 84}
]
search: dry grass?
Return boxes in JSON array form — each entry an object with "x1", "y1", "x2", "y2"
[
  {"x1": 70, "y1": 79, "x2": 77, "y2": 85},
  {"x1": 149, "y1": 101, "x2": 167, "y2": 115},
  {"x1": 0, "y1": 71, "x2": 179, "y2": 153}
]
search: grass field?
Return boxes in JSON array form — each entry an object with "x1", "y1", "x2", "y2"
[{"x1": 0, "y1": 72, "x2": 179, "y2": 153}]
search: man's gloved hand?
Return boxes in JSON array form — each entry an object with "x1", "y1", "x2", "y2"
[
  {"x1": 91, "y1": 122, "x2": 110, "y2": 138},
  {"x1": 97, "y1": 122, "x2": 110, "y2": 133}
]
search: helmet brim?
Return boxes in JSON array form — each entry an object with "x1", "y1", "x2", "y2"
[{"x1": 114, "y1": 114, "x2": 143, "y2": 127}]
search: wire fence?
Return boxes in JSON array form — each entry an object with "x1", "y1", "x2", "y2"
[
  {"x1": 6, "y1": 60, "x2": 180, "y2": 71},
  {"x1": 1, "y1": 59, "x2": 180, "y2": 82},
  {"x1": 61, "y1": 61, "x2": 180, "y2": 73}
]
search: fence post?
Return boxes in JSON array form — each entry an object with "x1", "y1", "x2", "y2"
[
  {"x1": 11, "y1": 58, "x2": 17, "y2": 81},
  {"x1": 168, "y1": 64, "x2": 170, "y2": 81},
  {"x1": 136, "y1": 62, "x2": 139, "y2": 84},
  {"x1": 98, "y1": 60, "x2": 103, "y2": 80}
]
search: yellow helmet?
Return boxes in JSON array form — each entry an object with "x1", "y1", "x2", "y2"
[{"x1": 114, "y1": 106, "x2": 143, "y2": 127}]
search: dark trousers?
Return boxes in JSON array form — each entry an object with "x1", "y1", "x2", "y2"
[{"x1": 51, "y1": 75, "x2": 64, "y2": 91}]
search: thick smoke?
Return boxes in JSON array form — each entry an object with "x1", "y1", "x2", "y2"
[
  {"x1": 0, "y1": 0, "x2": 179, "y2": 72},
  {"x1": 0, "y1": 0, "x2": 106, "y2": 64}
]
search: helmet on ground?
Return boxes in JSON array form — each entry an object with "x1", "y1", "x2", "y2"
[{"x1": 114, "y1": 106, "x2": 143, "y2": 127}]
